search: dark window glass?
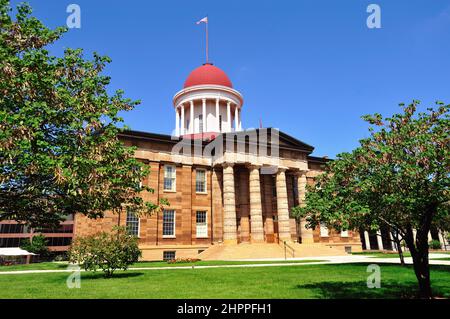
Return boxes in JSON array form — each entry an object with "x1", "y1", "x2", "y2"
[
  {"x1": 163, "y1": 251, "x2": 175, "y2": 261},
  {"x1": 45, "y1": 237, "x2": 72, "y2": 246}
]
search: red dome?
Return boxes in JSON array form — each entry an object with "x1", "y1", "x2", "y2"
[{"x1": 184, "y1": 63, "x2": 233, "y2": 88}]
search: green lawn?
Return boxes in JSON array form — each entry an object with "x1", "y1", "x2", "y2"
[
  {"x1": 352, "y1": 251, "x2": 450, "y2": 258},
  {"x1": 0, "y1": 263, "x2": 449, "y2": 298},
  {"x1": 0, "y1": 259, "x2": 323, "y2": 272}
]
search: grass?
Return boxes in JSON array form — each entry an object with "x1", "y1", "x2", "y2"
[
  {"x1": 352, "y1": 251, "x2": 450, "y2": 258},
  {"x1": 0, "y1": 259, "x2": 324, "y2": 272},
  {"x1": 352, "y1": 252, "x2": 412, "y2": 258},
  {"x1": 0, "y1": 263, "x2": 449, "y2": 298}
]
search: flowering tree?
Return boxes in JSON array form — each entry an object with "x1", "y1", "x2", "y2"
[
  {"x1": 293, "y1": 101, "x2": 449, "y2": 298},
  {"x1": 69, "y1": 227, "x2": 141, "y2": 277},
  {"x1": 0, "y1": 1, "x2": 163, "y2": 228}
]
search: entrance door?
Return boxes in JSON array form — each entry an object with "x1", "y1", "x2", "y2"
[{"x1": 273, "y1": 215, "x2": 279, "y2": 243}]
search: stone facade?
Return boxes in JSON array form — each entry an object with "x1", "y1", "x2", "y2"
[{"x1": 74, "y1": 129, "x2": 363, "y2": 260}]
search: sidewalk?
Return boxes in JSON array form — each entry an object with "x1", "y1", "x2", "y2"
[{"x1": 0, "y1": 253, "x2": 449, "y2": 275}]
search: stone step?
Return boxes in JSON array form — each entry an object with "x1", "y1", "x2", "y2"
[{"x1": 198, "y1": 242, "x2": 348, "y2": 260}]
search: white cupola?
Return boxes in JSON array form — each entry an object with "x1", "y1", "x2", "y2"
[{"x1": 172, "y1": 63, "x2": 244, "y2": 139}]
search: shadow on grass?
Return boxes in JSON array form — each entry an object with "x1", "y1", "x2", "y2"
[
  {"x1": 296, "y1": 281, "x2": 420, "y2": 299},
  {"x1": 83, "y1": 272, "x2": 144, "y2": 280}
]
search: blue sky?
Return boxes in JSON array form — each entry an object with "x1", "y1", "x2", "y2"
[{"x1": 11, "y1": 0, "x2": 450, "y2": 157}]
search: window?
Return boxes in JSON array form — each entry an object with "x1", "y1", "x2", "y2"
[
  {"x1": 195, "y1": 169, "x2": 207, "y2": 193},
  {"x1": 320, "y1": 222, "x2": 329, "y2": 237},
  {"x1": 163, "y1": 251, "x2": 175, "y2": 261},
  {"x1": 0, "y1": 224, "x2": 27, "y2": 234},
  {"x1": 163, "y1": 210, "x2": 175, "y2": 237},
  {"x1": 219, "y1": 115, "x2": 222, "y2": 131},
  {"x1": 199, "y1": 114, "x2": 203, "y2": 133},
  {"x1": 341, "y1": 230, "x2": 349, "y2": 237},
  {"x1": 196, "y1": 211, "x2": 208, "y2": 238},
  {"x1": 163, "y1": 165, "x2": 176, "y2": 191},
  {"x1": 126, "y1": 210, "x2": 140, "y2": 237},
  {"x1": 0, "y1": 238, "x2": 23, "y2": 247},
  {"x1": 46, "y1": 237, "x2": 72, "y2": 246},
  {"x1": 36, "y1": 224, "x2": 73, "y2": 234}
]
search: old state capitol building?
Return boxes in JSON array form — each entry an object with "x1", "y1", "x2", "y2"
[{"x1": 74, "y1": 63, "x2": 365, "y2": 260}]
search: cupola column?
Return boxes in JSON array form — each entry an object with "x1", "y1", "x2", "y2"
[
  {"x1": 202, "y1": 98, "x2": 207, "y2": 133},
  {"x1": 239, "y1": 109, "x2": 242, "y2": 131},
  {"x1": 234, "y1": 106, "x2": 239, "y2": 132},
  {"x1": 175, "y1": 107, "x2": 180, "y2": 136},
  {"x1": 190, "y1": 100, "x2": 194, "y2": 134},
  {"x1": 215, "y1": 98, "x2": 220, "y2": 132},
  {"x1": 180, "y1": 104, "x2": 185, "y2": 135},
  {"x1": 227, "y1": 102, "x2": 231, "y2": 132}
]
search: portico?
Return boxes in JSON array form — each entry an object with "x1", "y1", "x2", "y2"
[{"x1": 218, "y1": 160, "x2": 310, "y2": 245}]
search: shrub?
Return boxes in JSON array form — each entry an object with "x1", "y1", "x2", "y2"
[
  {"x1": 429, "y1": 240, "x2": 442, "y2": 250},
  {"x1": 167, "y1": 258, "x2": 201, "y2": 264},
  {"x1": 68, "y1": 226, "x2": 141, "y2": 277},
  {"x1": 20, "y1": 234, "x2": 49, "y2": 258},
  {"x1": 53, "y1": 253, "x2": 68, "y2": 262}
]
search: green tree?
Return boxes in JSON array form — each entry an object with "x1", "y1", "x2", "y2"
[
  {"x1": 20, "y1": 234, "x2": 49, "y2": 257},
  {"x1": 0, "y1": 1, "x2": 163, "y2": 228},
  {"x1": 68, "y1": 226, "x2": 141, "y2": 277},
  {"x1": 293, "y1": 101, "x2": 449, "y2": 298}
]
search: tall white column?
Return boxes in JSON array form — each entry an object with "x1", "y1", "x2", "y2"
[
  {"x1": 175, "y1": 107, "x2": 180, "y2": 136},
  {"x1": 180, "y1": 104, "x2": 185, "y2": 135},
  {"x1": 226, "y1": 101, "x2": 231, "y2": 132},
  {"x1": 389, "y1": 231, "x2": 397, "y2": 251},
  {"x1": 248, "y1": 165, "x2": 264, "y2": 242},
  {"x1": 202, "y1": 98, "x2": 206, "y2": 133},
  {"x1": 234, "y1": 106, "x2": 239, "y2": 132},
  {"x1": 215, "y1": 98, "x2": 220, "y2": 132},
  {"x1": 190, "y1": 100, "x2": 194, "y2": 134},
  {"x1": 223, "y1": 163, "x2": 237, "y2": 244},
  {"x1": 296, "y1": 171, "x2": 313, "y2": 244},
  {"x1": 276, "y1": 168, "x2": 291, "y2": 242},
  {"x1": 364, "y1": 231, "x2": 371, "y2": 250},
  {"x1": 238, "y1": 109, "x2": 242, "y2": 131},
  {"x1": 376, "y1": 230, "x2": 384, "y2": 250},
  {"x1": 439, "y1": 232, "x2": 446, "y2": 250}
]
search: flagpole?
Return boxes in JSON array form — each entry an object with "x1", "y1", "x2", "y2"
[{"x1": 205, "y1": 17, "x2": 209, "y2": 63}]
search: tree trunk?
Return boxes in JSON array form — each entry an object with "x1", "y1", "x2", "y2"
[
  {"x1": 404, "y1": 218, "x2": 433, "y2": 299},
  {"x1": 394, "y1": 234, "x2": 405, "y2": 266},
  {"x1": 410, "y1": 248, "x2": 432, "y2": 298}
]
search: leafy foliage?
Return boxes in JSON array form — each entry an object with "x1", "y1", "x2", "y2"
[
  {"x1": 0, "y1": 1, "x2": 163, "y2": 228},
  {"x1": 20, "y1": 234, "x2": 49, "y2": 257},
  {"x1": 293, "y1": 101, "x2": 449, "y2": 298},
  {"x1": 68, "y1": 226, "x2": 141, "y2": 277},
  {"x1": 429, "y1": 240, "x2": 442, "y2": 250}
]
